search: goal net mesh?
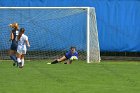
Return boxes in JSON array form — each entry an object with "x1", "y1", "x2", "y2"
[{"x1": 0, "y1": 7, "x2": 100, "y2": 63}]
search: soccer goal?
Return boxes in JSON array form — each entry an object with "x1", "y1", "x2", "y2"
[{"x1": 0, "y1": 7, "x2": 100, "y2": 63}]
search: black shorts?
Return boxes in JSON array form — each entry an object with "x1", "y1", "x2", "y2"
[
  {"x1": 10, "y1": 43, "x2": 17, "y2": 51},
  {"x1": 65, "y1": 54, "x2": 69, "y2": 60}
]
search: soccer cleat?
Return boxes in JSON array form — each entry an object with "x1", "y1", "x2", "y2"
[
  {"x1": 18, "y1": 62, "x2": 22, "y2": 67},
  {"x1": 19, "y1": 66, "x2": 23, "y2": 68},
  {"x1": 13, "y1": 63, "x2": 16, "y2": 66},
  {"x1": 51, "y1": 60, "x2": 59, "y2": 64},
  {"x1": 47, "y1": 62, "x2": 51, "y2": 64}
]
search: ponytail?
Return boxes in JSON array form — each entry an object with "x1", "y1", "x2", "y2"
[{"x1": 18, "y1": 28, "x2": 25, "y2": 40}]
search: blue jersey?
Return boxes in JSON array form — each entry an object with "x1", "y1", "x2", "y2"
[
  {"x1": 65, "y1": 50, "x2": 78, "y2": 59},
  {"x1": 10, "y1": 29, "x2": 19, "y2": 50},
  {"x1": 12, "y1": 29, "x2": 19, "y2": 43}
]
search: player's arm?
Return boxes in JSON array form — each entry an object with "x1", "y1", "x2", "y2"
[
  {"x1": 10, "y1": 31, "x2": 14, "y2": 40},
  {"x1": 70, "y1": 53, "x2": 78, "y2": 61},
  {"x1": 76, "y1": 53, "x2": 78, "y2": 58},
  {"x1": 26, "y1": 40, "x2": 30, "y2": 47},
  {"x1": 25, "y1": 37, "x2": 30, "y2": 47}
]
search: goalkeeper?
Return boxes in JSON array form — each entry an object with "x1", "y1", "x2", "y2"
[{"x1": 48, "y1": 46, "x2": 78, "y2": 64}]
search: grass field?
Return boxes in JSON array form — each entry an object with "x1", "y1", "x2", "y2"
[{"x1": 0, "y1": 60, "x2": 140, "y2": 93}]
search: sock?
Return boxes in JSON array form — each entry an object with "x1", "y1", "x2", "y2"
[
  {"x1": 21, "y1": 59, "x2": 24, "y2": 66},
  {"x1": 64, "y1": 62, "x2": 67, "y2": 64},
  {"x1": 17, "y1": 58, "x2": 21, "y2": 67},
  {"x1": 17, "y1": 58, "x2": 21, "y2": 63},
  {"x1": 10, "y1": 55, "x2": 17, "y2": 63},
  {"x1": 51, "y1": 60, "x2": 59, "y2": 64}
]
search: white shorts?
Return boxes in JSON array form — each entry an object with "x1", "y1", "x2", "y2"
[{"x1": 17, "y1": 45, "x2": 27, "y2": 54}]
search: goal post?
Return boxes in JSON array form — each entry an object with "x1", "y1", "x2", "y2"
[
  {"x1": 0, "y1": 7, "x2": 100, "y2": 63},
  {"x1": 87, "y1": 7, "x2": 101, "y2": 63}
]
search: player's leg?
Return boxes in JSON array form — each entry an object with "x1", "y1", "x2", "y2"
[
  {"x1": 64, "y1": 60, "x2": 72, "y2": 64},
  {"x1": 17, "y1": 53, "x2": 22, "y2": 67},
  {"x1": 9, "y1": 43, "x2": 18, "y2": 66},
  {"x1": 9, "y1": 50, "x2": 17, "y2": 66},
  {"x1": 20, "y1": 48, "x2": 27, "y2": 67},
  {"x1": 58, "y1": 56, "x2": 67, "y2": 62},
  {"x1": 21, "y1": 54, "x2": 25, "y2": 67},
  {"x1": 16, "y1": 48, "x2": 23, "y2": 68},
  {"x1": 50, "y1": 56, "x2": 67, "y2": 64}
]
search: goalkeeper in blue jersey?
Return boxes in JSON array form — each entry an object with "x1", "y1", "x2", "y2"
[
  {"x1": 48, "y1": 46, "x2": 78, "y2": 64},
  {"x1": 9, "y1": 23, "x2": 19, "y2": 66}
]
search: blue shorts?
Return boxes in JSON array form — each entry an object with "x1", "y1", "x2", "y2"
[{"x1": 10, "y1": 43, "x2": 17, "y2": 51}]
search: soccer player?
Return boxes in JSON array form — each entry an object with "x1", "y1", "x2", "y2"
[
  {"x1": 48, "y1": 46, "x2": 78, "y2": 64},
  {"x1": 17, "y1": 28, "x2": 30, "y2": 68},
  {"x1": 9, "y1": 23, "x2": 19, "y2": 66}
]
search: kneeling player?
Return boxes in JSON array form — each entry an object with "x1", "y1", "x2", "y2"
[{"x1": 48, "y1": 46, "x2": 78, "y2": 64}]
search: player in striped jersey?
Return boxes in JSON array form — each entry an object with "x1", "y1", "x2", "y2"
[
  {"x1": 9, "y1": 23, "x2": 19, "y2": 66},
  {"x1": 17, "y1": 28, "x2": 30, "y2": 68},
  {"x1": 48, "y1": 46, "x2": 78, "y2": 64}
]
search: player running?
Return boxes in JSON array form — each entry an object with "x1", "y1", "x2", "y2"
[
  {"x1": 9, "y1": 23, "x2": 19, "y2": 66},
  {"x1": 17, "y1": 28, "x2": 30, "y2": 68},
  {"x1": 48, "y1": 46, "x2": 78, "y2": 64}
]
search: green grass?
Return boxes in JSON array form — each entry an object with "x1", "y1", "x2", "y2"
[{"x1": 0, "y1": 60, "x2": 140, "y2": 93}]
